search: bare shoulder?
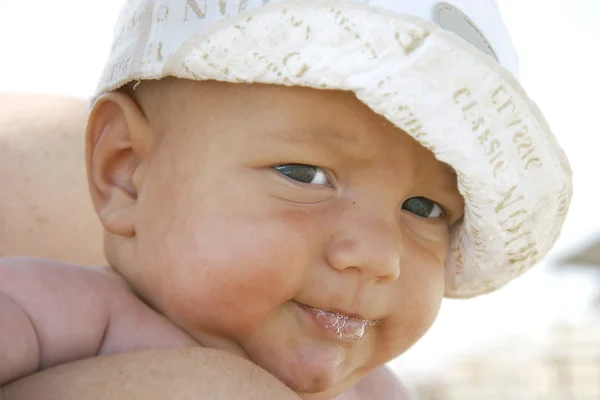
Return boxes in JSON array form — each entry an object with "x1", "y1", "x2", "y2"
[
  {"x1": 0, "y1": 257, "x2": 122, "y2": 335},
  {"x1": 0, "y1": 257, "x2": 128, "y2": 335},
  {"x1": 0, "y1": 258, "x2": 141, "y2": 331},
  {"x1": 0, "y1": 256, "x2": 118, "y2": 290},
  {"x1": 0, "y1": 258, "x2": 122, "y2": 383},
  {"x1": 0, "y1": 257, "x2": 197, "y2": 372}
]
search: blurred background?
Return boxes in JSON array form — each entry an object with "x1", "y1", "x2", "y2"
[{"x1": 1, "y1": 0, "x2": 599, "y2": 398}]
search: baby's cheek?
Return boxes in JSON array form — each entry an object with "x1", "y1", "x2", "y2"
[
  {"x1": 374, "y1": 304, "x2": 440, "y2": 365},
  {"x1": 374, "y1": 252, "x2": 445, "y2": 361},
  {"x1": 156, "y1": 214, "x2": 311, "y2": 331}
]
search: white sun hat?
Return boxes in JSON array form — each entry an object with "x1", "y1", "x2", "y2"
[{"x1": 96, "y1": 0, "x2": 573, "y2": 298}]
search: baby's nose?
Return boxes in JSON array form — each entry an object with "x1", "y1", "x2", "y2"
[{"x1": 325, "y1": 213, "x2": 402, "y2": 283}]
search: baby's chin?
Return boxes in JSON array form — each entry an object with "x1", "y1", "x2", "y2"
[{"x1": 247, "y1": 341, "x2": 357, "y2": 394}]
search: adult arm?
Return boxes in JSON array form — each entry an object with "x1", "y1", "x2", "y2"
[{"x1": 3, "y1": 348, "x2": 300, "y2": 400}]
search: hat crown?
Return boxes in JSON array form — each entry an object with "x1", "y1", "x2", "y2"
[{"x1": 112, "y1": 0, "x2": 518, "y2": 77}]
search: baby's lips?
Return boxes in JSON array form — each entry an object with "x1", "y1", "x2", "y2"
[
  {"x1": 339, "y1": 318, "x2": 367, "y2": 341},
  {"x1": 309, "y1": 306, "x2": 371, "y2": 341},
  {"x1": 313, "y1": 308, "x2": 340, "y2": 327}
]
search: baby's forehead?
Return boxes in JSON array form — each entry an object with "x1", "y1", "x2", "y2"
[
  {"x1": 141, "y1": 79, "x2": 385, "y2": 137},
  {"x1": 138, "y1": 78, "x2": 454, "y2": 172},
  {"x1": 145, "y1": 81, "x2": 376, "y2": 146}
]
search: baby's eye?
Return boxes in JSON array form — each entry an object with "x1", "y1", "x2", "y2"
[
  {"x1": 274, "y1": 164, "x2": 330, "y2": 186},
  {"x1": 402, "y1": 197, "x2": 444, "y2": 219}
]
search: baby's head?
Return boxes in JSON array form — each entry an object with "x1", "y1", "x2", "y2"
[
  {"x1": 85, "y1": 0, "x2": 572, "y2": 396},
  {"x1": 87, "y1": 77, "x2": 461, "y2": 394}
]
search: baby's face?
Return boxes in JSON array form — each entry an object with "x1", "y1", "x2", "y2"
[{"x1": 98, "y1": 79, "x2": 463, "y2": 397}]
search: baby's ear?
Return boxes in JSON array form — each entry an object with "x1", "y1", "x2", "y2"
[{"x1": 85, "y1": 91, "x2": 151, "y2": 237}]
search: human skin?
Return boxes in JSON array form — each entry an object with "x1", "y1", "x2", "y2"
[
  {"x1": 85, "y1": 78, "x2": 463, "y2": 398},
  {"x1": 0, "y1": 93, "x2": 105, "y2": 265},
  {"x1": 3, "y1": 347, "x2": 302, "y2": 400},
  {"x1": 0, "y1": 80, "x2": 462, "y2": 398},
  {"x1": 0, "y1": 92, "x2": 409, "y2": 400},
  {"x1": 0, "y1": 258, "x2": 407, "y2": 399},
  {"x1": 3, "y1": 347, "x2": 406, "y2": 400}
]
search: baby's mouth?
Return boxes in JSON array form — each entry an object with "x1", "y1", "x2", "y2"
[{"x1": 301, "y1": 305, "x2": 379, "y2": 341}]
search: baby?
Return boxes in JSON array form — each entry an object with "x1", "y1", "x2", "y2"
[{"x1": 0, "y1": 0, "x2": 572, "y2": 399}]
